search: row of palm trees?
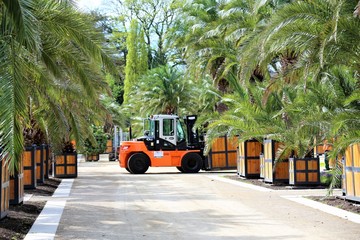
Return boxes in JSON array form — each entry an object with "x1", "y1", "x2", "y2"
[
  {"x1": 0, "y1": 0, "x2": 113, "y2": 172},
  {"x1": 117, "y1": 0, "x2": 359, "y2": 160},
  {"x1": 168, "y1": 0, "x2": 360, "y2": 160}
]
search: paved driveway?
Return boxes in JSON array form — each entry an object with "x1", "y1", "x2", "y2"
[{"x1": 54, "y1": 161, "x2": 360, "y2": 240}]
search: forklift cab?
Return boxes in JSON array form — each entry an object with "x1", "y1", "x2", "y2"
[{"x1": 142, "y1": 115, "x2": 187, "y2": 150}]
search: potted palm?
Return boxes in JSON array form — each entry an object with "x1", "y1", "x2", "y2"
[
  {"x1": 54, "y1": 140, "x2": 78, "y2": 178},
  {"x1": 84, "y1": 127, "x2": 108, "y2": 162}
]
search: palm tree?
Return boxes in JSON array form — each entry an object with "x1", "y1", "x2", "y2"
[
  {"x1": 126, "y1": 64, "x2": 219, "y2": 137},
  {"x1": 205, "y1": 77, "x2": 298, "y2": 158},
  {"x1": 173, "y1": 0, "x2": 291, "y2": 119},
  {"x1": 0, "y1": 0, "x2": 114, "y2": 171},
  {"x1": 128, "y1": 65, "x2": 195, "y2": 116},
  {"x1": 199, "y1": 0, "x2": 360, "y2": 161},
  {"x1": 172, "y1": 0, "x2": 234, "y2": 113},
  {"x1": 355, "y1": 0, "x2": 360, "y2": 17},
  {"x1": 256, "y1": 0, "x2": 360, "y2": 148},
  {"x1": 0, "y1": 0, "x2": 41, "y2": 171}
]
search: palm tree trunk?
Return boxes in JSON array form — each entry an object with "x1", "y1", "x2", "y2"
[{"x1": 354, "y1": 1, "x2": 360, "y2": 17}]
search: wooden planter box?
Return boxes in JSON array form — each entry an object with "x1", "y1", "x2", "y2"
[
  {"x1": 208, "y1": 136, "x2": 237, "y2": 169},
  {"x1": 105, "y1": 139, "x2": 113, "y2": 153},
  {"x1": 314, "y1": 144, "x2": 332, "y2": 156},
  {"x1": 24, "y1": 146, "x2": 37, "y2": 189},
  {"x1": 260, "y1": 154, "x2": 265, "y2": 178},
  {"x1": 54, "y1": 152, "x2": 78, "y2": 178},
  {"x1": 35, "y1": 146, "x2": 44, "y2": 184},
  {"x1": 343, "y1": 144, "x2": 360, "y2": 202},
  {"x1": 289, "y1": 157, "x2": 320, "y2": 185},
  {"x1": 314, "y1": 142, "x2": 338, "y2": 170},
  {"x1": 1, "y1": 158, "x2": 10, "y2": 219},
  {"x1": 262, "y1": 140, "x2": 289, "y2": 183},
  {"x1": 86, "y1": 154, "x2": 99, "y2": 161},
  {"x1": 42, "y1": 145, "x2": 50, "y2": 179},
  {"x1": 10, "y1": 160, "x2": 24, "y2": 205},
  {"x1": 237, "y1": 139, "x2": 263, "y2": 178},
  {"x1": 48, "y1": 147, "x2": 53, "y2": 178}
]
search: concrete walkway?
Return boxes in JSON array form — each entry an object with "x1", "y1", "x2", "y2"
[{"x1": 25, "y1": 160, "x2": 360, "y2": 240}]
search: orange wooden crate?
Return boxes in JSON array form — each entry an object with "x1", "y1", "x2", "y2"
[
  {"x1": 54, "y1": 153, "x2": 78, "y2": 178},
  {"x1": 35, "y1": 146, "x2": 44, "y2": 184},
  {"x1": 263, "y1": 140, "x2": 289, "y2": 183},
  {"x1": 1, "y1": 157, "x2": 10, "y2": 219},
  {"x1": 208, "y1": 136, "x2": 237, "y2": 169},
  {"x1": 344, "y1": 144, "x2": 360, "y2": 202},
  {"x1": 237, "y1": 140, "x2": 263, "y2": 178},
  {"x1": 105, "y1": 140, "x2": 113, "y2": 153},
  {"x1": 10, "y1": 160, "x2": 24, "y2": 205},
  {"x1": 86, "y1": 154, "x2": 99, "y2": 161},
  {"x1": 42, "y1": 145, "x2": 50, "y2": 179},
  {"x1": 23, "y1": 146, "x2": 37, "y2": 189},
  {"x1": 289, "y1": 157, "x2": 320, "y2": 185}
]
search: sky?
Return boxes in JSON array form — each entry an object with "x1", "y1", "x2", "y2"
[{"x1": 76, "y1": 0, "x2": 103, "y2": 12}]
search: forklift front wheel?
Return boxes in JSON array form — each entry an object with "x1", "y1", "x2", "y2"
[
  {"x1": 128, "y1": 153, "x2": 150, "y2": 174},
  {"x1": 181, "y1": 153, "x2": 202, "y2": 173}
]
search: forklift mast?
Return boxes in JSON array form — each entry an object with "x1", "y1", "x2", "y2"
[{"x1": 183, "y1": 115, "x2": 205, "y2": 150}]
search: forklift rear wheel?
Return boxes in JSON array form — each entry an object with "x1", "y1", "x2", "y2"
[
  {"x1": 128, "y1": 153, "x2": 150, "y2": 174},
  {"x1": 181, "y1": 153, "x2": 202, "y2": 173}
]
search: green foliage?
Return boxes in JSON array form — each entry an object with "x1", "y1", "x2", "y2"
[
  {"x1": 138, "y1": 29, "x2": 149, "y2": 75},
  {"x1": 0, "y1": 0, "x2": 114, "y2": 172},
  {"x1": 123, "y1": 19, "x2": 149, "y2": 104},
  {"x1": 174, "y1": 0, "x2": 360, "y2": 165},
  {"x1": 320, "y1": 167, "x2": 342, "y2": 190},
  {"x1": 106, "y1": 73, "x2": 124, "y2": 105},
  {"x1": 125, "y1": 65, "x2": 219, "y2": 137},
  {"x1": 128, "y1": 65, "x2": 212, "y2": 116},
  {"x1": 124, "y1": 19, "x2": 138, "y2": 104},
  {"x1": 84, "y1": 126, "x2": 108, "y2": 155}
]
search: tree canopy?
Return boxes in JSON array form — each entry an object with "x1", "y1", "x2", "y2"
[{"x1": 1, "y1": 0, "x2": 360, "y2": 172}]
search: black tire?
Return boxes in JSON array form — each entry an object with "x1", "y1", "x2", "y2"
[
  {"x1": 125, "y1": 167, "x2": 132, "y2": 173},
  {"x1": 181, "y1": 153, "x2": 202, "y2": 173},
  {"x1": 176, "y1": 166, "x2": 184, "y2": 173},
  {"x1": 127, "y1": 153, "x2": 150, "y2": 174}
]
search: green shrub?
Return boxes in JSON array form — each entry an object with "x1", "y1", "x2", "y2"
[{"x1": 84, "y1": 127, "x2": 108, "y2": 155}]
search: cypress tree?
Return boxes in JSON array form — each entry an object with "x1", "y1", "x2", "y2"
[
  {"x1": 124, "y1": 19, "x2": 138, "y2": 104},
  {"x1": 138, "y1": 28, "x2": 149, "y2": 75}
]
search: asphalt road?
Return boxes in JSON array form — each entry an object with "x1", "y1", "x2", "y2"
[{"x1": 55, "y1": 161, "x2": 360, "y2": 240}]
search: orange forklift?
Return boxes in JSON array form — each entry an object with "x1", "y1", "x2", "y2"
[{"x1": 118, "y1": 114, "x2": 209, "y2": 174}]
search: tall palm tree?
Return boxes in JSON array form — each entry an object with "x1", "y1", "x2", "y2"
[
  {"x1": 126, "y1": 64, "x2": 219, "y2": 137},
  {"x1": 0, "y1": 0, "x2": 114, "y2": 171},
  {"x1": 201, "y1": 0, "x2": 360, "y2": 160},
  {"x1": 0, "y1": 0, "x2": 41, "y2": 171},
  {"x1": 172, "y1": 0, "x2": 233, "y2": 113},
  {"x1": 128, "y1": 65, "x2": 196, "y2": 116},
  {"x1": 173, "y1": 0, "x2": 289, "y2": 118},
  {"x1": 256, "y1": 0, "x2": 360, "y2": 149}
]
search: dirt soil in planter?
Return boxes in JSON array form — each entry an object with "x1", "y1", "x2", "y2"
[
  {"x1": 225, "y1": 175, "x2": 360, "y2": 215},
  {"x1": 0, "y1": 178, "x2": 61, "y2": 240},
  {"x1": 307, "y1": 196, "x2": 360, "y2": 215}
]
